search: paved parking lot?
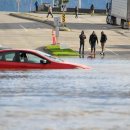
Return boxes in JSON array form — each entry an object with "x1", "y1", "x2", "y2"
[{"x1": 0, "y1": 12, "x2": 130, "y2": 59}]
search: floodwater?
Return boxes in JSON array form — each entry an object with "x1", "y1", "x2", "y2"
[{"x1": 0, "y1": 58, "x2": 130, "y2": 130}]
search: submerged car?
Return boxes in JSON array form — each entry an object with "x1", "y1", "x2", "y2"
[{"x1": 0, "y1": 49, "x2": 90, "y2": 70}]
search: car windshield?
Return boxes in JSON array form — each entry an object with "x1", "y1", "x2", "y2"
[{"x1": 34, "y1": 50, "x2": 63, "y2": 62}]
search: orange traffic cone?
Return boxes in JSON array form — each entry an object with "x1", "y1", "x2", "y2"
[{"x1": 52, "y1": 30, "x2": 56, "y2": 45}]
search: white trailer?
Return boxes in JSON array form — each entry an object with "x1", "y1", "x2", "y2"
[{"x1": 106, "y1": 0, "x2": 130, "y2": 29}]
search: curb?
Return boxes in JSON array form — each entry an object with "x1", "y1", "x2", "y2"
[
  {"x1": 9, "y1": 13, "x2": 55, "y2": 27},
  {"x1": 9, "y1": 13, "x2": 71, "y2": 31},
  {"x1": 60, "y1": 26, "x2": 71, "y2": 31}
]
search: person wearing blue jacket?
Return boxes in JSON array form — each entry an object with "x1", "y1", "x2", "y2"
[{"x1": 35, "y1": 1, "x2": 39, "y2": 12}]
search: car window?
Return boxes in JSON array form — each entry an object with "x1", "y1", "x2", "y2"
[
  {"x1": 21, "y1": 52, "x2": 46, "y2": 64},
  {"x1": 0, "y1": 52, "x2": 20, "y2": 62},
  {"x1": 0, "y1": 53, "x2": 3, "y2": 60},
  {"x1": 35, "y1": 50, "x2": 63, "y2": 62},
  {"x1": 0, "y1": 52, "x2": 6, "y2": 61},
  {"x1": 4, "y1": 52, "x2": 15, "y2": 61}
]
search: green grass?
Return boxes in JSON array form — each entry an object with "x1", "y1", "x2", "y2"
[{"x1": 44, "y1": 44, "x2": 79, "y2": 56}]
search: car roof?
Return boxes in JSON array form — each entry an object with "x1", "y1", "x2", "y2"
[{"x1": 0, "y1": 49, "x2": 37, "y2": 53}]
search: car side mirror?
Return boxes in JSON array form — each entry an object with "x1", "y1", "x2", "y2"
[{"x1": 40, "y1": 59, "x2": 48, "y2": 64}]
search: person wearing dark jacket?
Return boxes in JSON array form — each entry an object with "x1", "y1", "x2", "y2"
[
  {"x1": 79, "y1": 31, "x2": 86, "y2": 58},
  {"x1": 100, "y1": 31, "x2": 107, "y2": 55},
  {"x1": 75, "y1": 6, "x2": 79, "y2": 18},
  {"x1": 89, "y1": 31, "x2": 98, "y2": 57}
]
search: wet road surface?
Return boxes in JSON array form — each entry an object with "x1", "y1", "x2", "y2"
[{"x1": 0, "y1": 58, "x2": 130, "y2": 130}]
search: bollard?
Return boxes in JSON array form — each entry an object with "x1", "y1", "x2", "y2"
[{"x1": 128, "y1": 22, "x2": 130, "y2": 29}]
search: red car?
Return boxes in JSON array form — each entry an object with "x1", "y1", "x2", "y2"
[{"x1": 0, "y1": 49, "x2": 90, "y2": 70}]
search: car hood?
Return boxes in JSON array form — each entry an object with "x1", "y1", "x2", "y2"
[{"x1": 62, "y1": 61, "x2": 92, "y2": 70}]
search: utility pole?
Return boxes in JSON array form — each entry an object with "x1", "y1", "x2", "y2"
[
  {"x1": 30, "y1": 0, "x2": 32, "y2": 12},
  {"x1": 78, "y1": 0, "x2": 81, "y2": 8},
  {"x1": 41, "y1": 0, "x2": 43, "y2": 4},
  {"x1": 16, "y1": 0, "x2": 20, "y2": 12}
]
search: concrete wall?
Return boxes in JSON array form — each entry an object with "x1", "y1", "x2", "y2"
[
  {"x1": 0, "y1": 0, "x2": 37, "y2": 12},
  {"x1": 67, "y1": 0, "x2": 107, "y2": 9},
  {"x1": 0, "y1": 0, "x2": 108, "y2": 12}
]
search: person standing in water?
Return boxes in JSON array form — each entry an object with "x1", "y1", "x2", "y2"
[
  {"x1": 89, "y1": 31, "x2": 98, "y2": 58},
  {"x1": 79, "y1": 30, "x2": 86, "y2": 58},
  {"x1": 100, "y1": 31, "x2": 107, "y2": 55}
]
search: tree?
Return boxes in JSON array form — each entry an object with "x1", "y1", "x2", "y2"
[
  {"x1": 59, "y1": 0, "x2": 69, "y2": 6},
  {"x1": 62, "y1": 0, "x2": 69, "y2": 3}
]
